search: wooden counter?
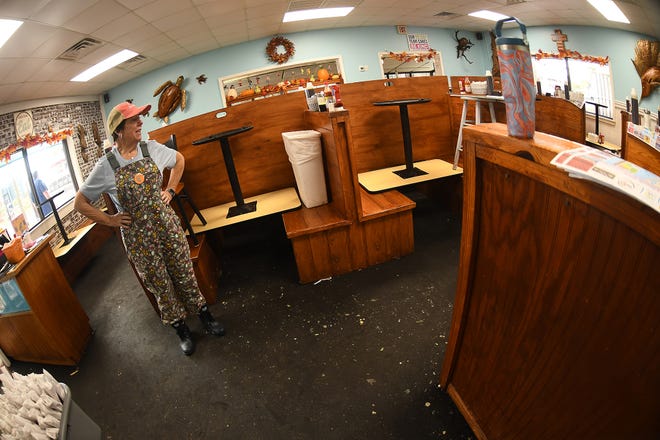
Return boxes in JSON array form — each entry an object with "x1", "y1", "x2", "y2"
[
  {"x1": 0, "y1": 236, "x2": 92, "y2": 366},
  {"x1": 440, "y1": 123, "x2": 659, "y2": 439}
]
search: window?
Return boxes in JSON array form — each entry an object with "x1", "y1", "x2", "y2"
[
  {"x1": 532, "y1": 57, "x2": 614, "y2": 119},
  {"x1": 0, "y1": 139, "x2": 77, "y2": 237},
  {"x1": 379, "y1": 51, "x2": 444, "y2": 79}
]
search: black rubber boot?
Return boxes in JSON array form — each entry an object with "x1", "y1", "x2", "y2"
[
  {"x1": 198, "y1": 305, "x2": 225, "y2": 336},
  {"x1": 172, "y1": 320, "x2": 195, "y2": 355}
]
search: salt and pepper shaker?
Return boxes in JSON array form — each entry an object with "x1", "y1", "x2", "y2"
[
  {"x1": 486, "y1": 70, "x2": 494, "y2": 95},
  {"x1": 630, "y1": 88, "x2": 640, "y2": 124}
]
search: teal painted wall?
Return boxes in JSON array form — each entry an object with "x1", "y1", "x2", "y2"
[{"x1": 105, "y1": 25, "x2": 658, "y2": 136}]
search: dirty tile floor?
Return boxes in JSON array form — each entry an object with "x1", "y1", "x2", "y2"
[{"x1": 12, "y1": 189, "x2": 475, "y2": 439}]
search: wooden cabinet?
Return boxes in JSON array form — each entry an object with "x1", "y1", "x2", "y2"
[
  {"x1": 440, "y1": 124, "x2": 659, "y2": 439},
  {"x1": 0, "y1": 237, "x2": 92, "y2": 366}
]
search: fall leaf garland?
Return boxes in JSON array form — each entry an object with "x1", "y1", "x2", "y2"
[
  {"x1": 534, "y1": 49, "x2": 609, "y2": 65},
  {"x1": 388, "y1": 49, "x2": 438, "y2": 63},
  {"x1": 266, "y1": 36, "x2": 295, "y2": 64},
  {"x1": 1, "y1": 128, "x2": 73, "y2": 162}
]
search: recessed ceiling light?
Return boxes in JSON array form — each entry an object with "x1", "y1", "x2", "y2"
[
  {"x1": 71, "y1": 49, "x2": 138, "y2": 82},
  {"x1": 468, "y1": 10, "x2": 510, "y2": 22},
  {"x1": 587, "y1": 0, "x2": 630, "y2": 23},
  {"x1": 0, "y1": 19, "x2": 23, "y2": 49},
  {"x1": 283, "y1": 7, "x2": 354, "y2": 23}
]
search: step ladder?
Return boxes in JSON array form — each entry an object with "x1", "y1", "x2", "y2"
[{"x1": 453, "y1": 97, "x2": 498, "y2": 169}]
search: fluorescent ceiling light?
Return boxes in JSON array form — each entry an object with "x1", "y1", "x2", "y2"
[
  {"x1": 587, "y1": 0, "x2": 629, "y2": 23},
  {"x1": 468, "y1": 10, "x2": 509, "y2": 21},
  {"x1": 0, "y1": 19, "x2": 23, "y2": 49},
  {"x1": 283, "y1": 7, "x2": 354, "y2": 22},
  {"x1": 71, "y1": 49, "x2": 138, "y2": 82}
]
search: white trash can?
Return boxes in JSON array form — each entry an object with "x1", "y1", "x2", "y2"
[{"x1": 282, "y1": 130, "x2": 328, "y2": 208}]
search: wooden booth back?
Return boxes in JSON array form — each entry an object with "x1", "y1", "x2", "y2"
[
  {"x1": 340, "y1": 76, "x2": 453, "y2": 173},
  {"x1": 149, "y1": 92, "x2": 308, "y2": 210}
]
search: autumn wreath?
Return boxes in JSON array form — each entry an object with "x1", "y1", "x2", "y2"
[{"x1": 266, "y1": 36, "x2": 295, "y2": 64}]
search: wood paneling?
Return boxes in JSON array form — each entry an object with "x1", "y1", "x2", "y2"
[
  {"x1": 0, "y1": 238, "x2": 92, "y2": 365},
  {"x1": 283, "y1": 110, "x2": 416, "y2": 283},
  {"x1": 340, "y1": 77, "x2": 454, "y2": 171},
  {"x1": 188, "y1": 234, "x2": 219, "y2": 305},
  {"x1": 149, "y1": 92, "x2": 309, "y2": 210},
  {"x1": 621, "y1": 110, "x2": 659, "y2": 172},
  {"x1": 441, "y1": 123, "x2": 660, "y2": 439},
  {"x1": 56, "y1": 221, "x2": 113, "y2": 284}
]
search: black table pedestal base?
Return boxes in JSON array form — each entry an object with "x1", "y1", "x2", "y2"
[
  {"x1": 192, "y1": 125, "x2": 255, "y2": 220},
  {"x1": 393, "y1": 167, "x2": 428, "y2": 179},
  {"x1": 227, "y1": 200, "x2": 257, "y2": 218}
]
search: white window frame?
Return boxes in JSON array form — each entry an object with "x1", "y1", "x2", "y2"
[{"x1": 532, "y1": 57, "x2": 614, "y2": 119}]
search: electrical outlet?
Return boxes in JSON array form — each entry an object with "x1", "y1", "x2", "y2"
[{"x1": 359, "y1": 65, "x2": 368, "y2": 72}]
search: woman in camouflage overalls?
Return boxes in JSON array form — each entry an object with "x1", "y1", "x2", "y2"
[{"x1": 74, "y1": 102, "x2": 224, "y2": 355}]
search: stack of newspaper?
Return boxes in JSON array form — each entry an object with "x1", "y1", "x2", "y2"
[{"x1": 551, "y1": 146, "x2": 659, "y2": 213}]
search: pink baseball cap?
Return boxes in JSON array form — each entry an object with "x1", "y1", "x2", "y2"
[{"x1": 107, "y1": 101, "x2": 151, "y2": 134}]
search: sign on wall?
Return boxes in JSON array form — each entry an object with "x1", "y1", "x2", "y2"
[
  {"x1": 13, "y1": 110, "x2": 34, "y2": 140},
  {"x1": 407, "y1": 34, "x2": 431, "y2": 51}
]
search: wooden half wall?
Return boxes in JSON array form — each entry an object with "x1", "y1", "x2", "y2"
[
  {"x1": 340, "y1": 76, "x2": 454, "y2": 172},
  {"x1": 149, "y1": 91, "x2": 308, "y2": 210}
]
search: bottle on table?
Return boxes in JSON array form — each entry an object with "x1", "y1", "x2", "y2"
[
  {"x1": 330, "y1": 84, "x2": 343, "y2": 109},
  {"x1": 464, "y1": 77, "x2": 472, "y2": 94},
  {"x1": 317, "y1": 91, "x2": 327, "y2": 112},
  {"x1": 305, "y1": 82, "x2": 319, "y2": 111}
]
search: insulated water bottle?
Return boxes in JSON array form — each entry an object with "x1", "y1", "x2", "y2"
[{"x1": 495, "y1": 17, "x2": 535, "y2": 138}]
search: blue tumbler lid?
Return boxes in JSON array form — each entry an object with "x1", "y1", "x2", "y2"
[{"x1": 494, "y1": 16, "x2": 528, "y2": 46}]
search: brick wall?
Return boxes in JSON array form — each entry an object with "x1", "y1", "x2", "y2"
[{"x1": 1, "y1": 101, "x2": 108, "y2": 244}]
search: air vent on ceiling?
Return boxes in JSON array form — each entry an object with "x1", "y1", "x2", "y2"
[
  {"x1": 57, "y1": 38, "x2": 103, "y2": 61},
  {"x1": 435, "y1": 11, "x2": 458, "y2": 17},
  {"x1": 506, "y1": 0, "x2": 526, "y2": 4},
  {"x1": 288, "y1": 0, "x2": 323, "y2": 11},
  {"x1": 121, "y1": 54, "x2": 147, "y2": 66}
]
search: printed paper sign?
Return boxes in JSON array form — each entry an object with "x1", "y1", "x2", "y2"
[{"x1": 407, "y1": 34, "x2": 430, "y2": 51}]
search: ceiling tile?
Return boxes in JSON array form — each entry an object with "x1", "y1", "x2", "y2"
[
  {"x1": 92, "y1": 12, "x2": 149, "y2": 42},
  {"x1": 0, "y1": 21, "x2": 57, "y2": 58},
  {"x1": 29, "y1": 0, "x2": 94, "y2": 27},
  {"x1": 31, "y1": 28, "x2": 90, "y2": 59},
  {"x1": 64, "y1": 1, "x2": 132, "y2": 34},
  {"x1": 134, "y1": 0, "x2": 194, "y2": 22}
]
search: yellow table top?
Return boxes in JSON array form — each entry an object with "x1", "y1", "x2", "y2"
[
  {"x1": 358, "y1": 159, "x2": 463, "y2": 193},
  {"x1": 52, "y1": 223, "x2": 96, "y2": 258},
  {"x1": 189, "y1": 187, "x2": 301, "y2": 233},
  {"x1": 586, "y1": 138, "x2": 621, "y2": 152}
]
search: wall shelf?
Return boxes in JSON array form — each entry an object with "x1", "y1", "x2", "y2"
[{"x1": 218, "y1": 56, "x2": 345, "y2": 107}]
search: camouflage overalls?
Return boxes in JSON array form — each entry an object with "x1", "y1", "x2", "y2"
[{"x1": 107, "y1": 143, "x2": 205, "y2": 324}]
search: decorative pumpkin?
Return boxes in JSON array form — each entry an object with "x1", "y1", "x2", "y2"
[{"x1": 317, "y1": 68, "x2": 330, "y2": 81}]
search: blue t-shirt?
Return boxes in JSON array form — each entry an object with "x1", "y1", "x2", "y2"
[
  {"x1": 79, "y1": 140, "x2": 176, "y2": 212},
  {"x1": 35, "y1": 178, "x2": 52, "y2": 216}
]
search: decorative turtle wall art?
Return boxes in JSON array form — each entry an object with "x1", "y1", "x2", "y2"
[{"x1": 153, "y1": 75, "x2": 187, "y2": 123}]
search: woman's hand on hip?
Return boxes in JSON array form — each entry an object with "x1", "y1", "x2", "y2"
[
  {"x1": 109, "y1": 212, "x2": 132, "y2": 229},
  {"x1": 161, "y1": 189, "x2": 174, "y2": 204}
]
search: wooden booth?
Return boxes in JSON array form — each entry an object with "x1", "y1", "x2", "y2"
[
  {"x1": 148, "y1": 76, "x2": 590, "y2": 284},
  {"x1": 149, "y1": 76, "x2": 463, "y2": 283},
  {"x1": 440, "y1": 123, "x2": 659, "y2": 439}
]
